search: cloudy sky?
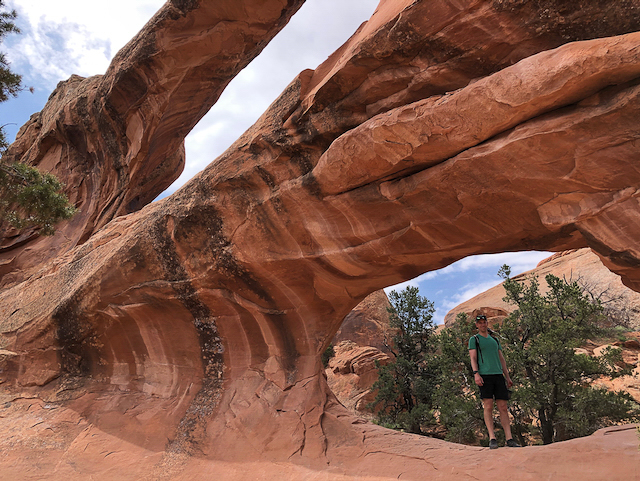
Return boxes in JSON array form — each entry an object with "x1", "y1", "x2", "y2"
[{"x1": 0, "y1": 0, "x2": 550, "y2": 323}]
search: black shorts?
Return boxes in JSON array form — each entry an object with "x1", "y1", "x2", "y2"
[{"x1": 479, "y1": 374, "x2": 510, "y2": 400}]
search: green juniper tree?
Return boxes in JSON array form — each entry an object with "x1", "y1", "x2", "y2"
[
  {"x1": 0, "y1": 1, "x2": 76, "y2": 235},
  {"x1": 370, "y1": 286, "x2": 438, "y2": 434},
  {"x1": 497, "y1": 265, "x2": 640, "y2": 445},
  {"x1": 0, "y1": 162, "x2": 78, "y2": 235},
  {"x1": 371, "y1": 270, "x2": 639, "y2": 446},
  {"x1": 321, "y1": 343, "x2": 335, "y2": 368},
  {"x1": 0, "y1": 0, "x2": 22, "y2": 151}
]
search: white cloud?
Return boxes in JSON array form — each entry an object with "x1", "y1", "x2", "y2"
[
  {"x1": 8, "y1": 17, "x2": 111, "y2": 86},
  {"x1": 6, "y1": 0, "x2": 163, "y2": 87},
  {"x1": 438, "y1": 251, "x2": 550, "y2": 276},
  {"x1": 386, "y1": 251, "x2": 549, "y2": 294},
  {"x1": 165, "y1": 0, "x2": 379, "y2": 195},
  {"x1": 6, "y1": 0, "x2": 379, "y2": 197},
  {"x1": 6, "y1": 0, "x2": 377, "y2": 94},
  {"x1": 384, "y1": 279, "x2": 419, "y2": 295},
  {"x1": 385, "y1": 251, "x2": 552, "y2": 324},
  {"x1": 441, "y1": 279, "x2": 503, "y2": 312},
  {"x1": 7, "y1": 0, "x2": 161, "y2": 65}
]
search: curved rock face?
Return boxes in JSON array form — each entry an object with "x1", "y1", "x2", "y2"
[
  {"x1": 2, "y1": 0, "x2": 640, "y2": 478},
  {"x1": 326, "y1": 340, "x2": 391, "y2": 413}
]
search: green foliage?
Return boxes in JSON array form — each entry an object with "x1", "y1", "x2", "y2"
[
  {"x1": 370, "y1": 286, "x2": 438, "y2": 434},
  {"x1": 612, "y1": 325, "x2": 631, "y2": 342},
  {"x1": 386, "y1": 286, "x2": 436, "y2": 360},
  {"x1": 498, "y1": 265, "x2": 640, "y2": 444},
  {"x1": 0, "y1": 0, "x2": 21, "y2": 105},
  {"x1": 371, "y1": 269, "x2": 639, "y2": 447},
  {"x1": 0, "y1": 162, "x2": 77, "y2": 235},
  {"x1": 0, "y1": 1, "x2": 76, "y2": 235},
  {"x1": 0, "y1": 0, "x2": 21, "y2": 152},
  {"x1": 558, "y1": 387, "x2": 639, "y2": 440},
  {"x1": 321, "y1": 343, "x2": 335, "y2": 368}
]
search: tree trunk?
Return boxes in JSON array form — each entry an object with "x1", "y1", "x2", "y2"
[{"x1": 538, "y1": 408, "x2": 554, "y2": 444}]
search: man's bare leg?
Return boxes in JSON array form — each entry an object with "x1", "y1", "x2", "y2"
[
  {"x1": 496, "y1": 399, "x2": 513, "y2": 440},
  {"x1": 482, "y1": 398, "x2": 496, "y2": 440}
]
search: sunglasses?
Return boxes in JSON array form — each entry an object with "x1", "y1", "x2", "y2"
[{"x1": 475, "y1": 315, "x2": 487, "y2": 321}]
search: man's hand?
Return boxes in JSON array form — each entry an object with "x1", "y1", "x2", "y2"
[
  {"x1": 474, "y1": 372, "x2": 483, "y2": 386},
  {"x1": 505, "y1": 375, "x2": 513, "y2": 388}
]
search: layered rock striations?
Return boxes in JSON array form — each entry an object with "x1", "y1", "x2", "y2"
[{"x1": 2, "y1": 1, "x2": 640, "y2": 479}]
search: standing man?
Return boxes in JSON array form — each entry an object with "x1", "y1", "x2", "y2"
[{"x1": 469, "y1": 314, "x2": 521, "y2": 449}]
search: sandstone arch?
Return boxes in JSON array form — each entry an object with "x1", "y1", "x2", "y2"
[{"x1": 1, "y1": 1, "x2": 640, "y2": 478}]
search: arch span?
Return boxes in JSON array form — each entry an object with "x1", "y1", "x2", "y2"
[{"x1": 1, "y1": 0, "x2": 640, "y2": 478}]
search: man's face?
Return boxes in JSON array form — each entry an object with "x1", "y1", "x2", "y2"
[{"x1": 475, "y1": 316, "x2": 488, "y2": 329}]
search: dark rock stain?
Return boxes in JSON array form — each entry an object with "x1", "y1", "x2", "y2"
[
  {"x1": 578, "y1": 227, "x2": 640, "y2": 269},
  {"x1": 493, "y1": 0, "x2": 640, "y2": 42},
  {"x1": 53, "y1": 296, "x2": 98, "y2": 379},
  {"x1": 150, "y1": 217, "x2": 225, "y2": 454},
  {"x1": 172, "y1": 205, "x2": 274, "y2": 304}
]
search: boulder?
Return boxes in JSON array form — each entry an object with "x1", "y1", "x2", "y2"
[
  {"x1": 326, "y1": 340, "x2": 391, "y2": 412},
  {"x1": 622, "y1": 339, "x2": 640, "y2": 349}
]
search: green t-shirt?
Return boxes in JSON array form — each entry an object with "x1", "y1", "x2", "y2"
[{"x1": 468, "y1": 334, "x2": 503, "y2": 375}]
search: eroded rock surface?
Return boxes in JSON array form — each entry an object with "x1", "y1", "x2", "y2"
[
  {"x1": 332, "y1": 290, "x2": 394, "y2": 351},
  {"x1": 326, "y1": 340, "x2": 390, "y2": 413},
  {"x1": 2, "y1": 0, "x2": 640, "y2": 479},
  {"x1": 0, "y1": 0, "x2": 305, "y2": 289}
]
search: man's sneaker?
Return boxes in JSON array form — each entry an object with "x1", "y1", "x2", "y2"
[
  {"x1": 489, "y1": 439, "x2": 498, "y2": 449},
  {"x1": 506, "y1": 439, "x2": 521, "y2": 447}
]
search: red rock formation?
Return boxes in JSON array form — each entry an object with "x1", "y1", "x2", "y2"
[
  {"x1": 325, "y1": 340, "x2": 390, "y2": 413},
  {"x1": 327, "y1": 292, "x2": 394, "y2": 416},
  {"x1": 332, "y1": 289, "x2": 395, "y2": 351},
  {"x1": 2, "y1": 1, "x2": 640, "y2": 478}
]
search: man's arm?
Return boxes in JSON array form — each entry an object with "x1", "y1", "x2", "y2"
[
  {"x1": 469, "y1": 348, "x2": 483, "y2": 386},
  {"x1": 498, "y1": 350, "x2": 513, "y2": 388}
]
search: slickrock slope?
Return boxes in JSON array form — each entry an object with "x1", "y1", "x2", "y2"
[
  {"x1": 2, "y1": 1, "x2": 640, "y2": 479},
  {"x1": 444, "y1": 249, "x2": 640, "y2": 329}
]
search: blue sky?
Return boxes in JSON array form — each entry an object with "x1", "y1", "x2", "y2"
[
  {"x1": 1, "y1": 0, "x2": 552, "y2": 323},
  {"x1": 383, "y1": 251, "x2": 550, "y2": 324}
]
